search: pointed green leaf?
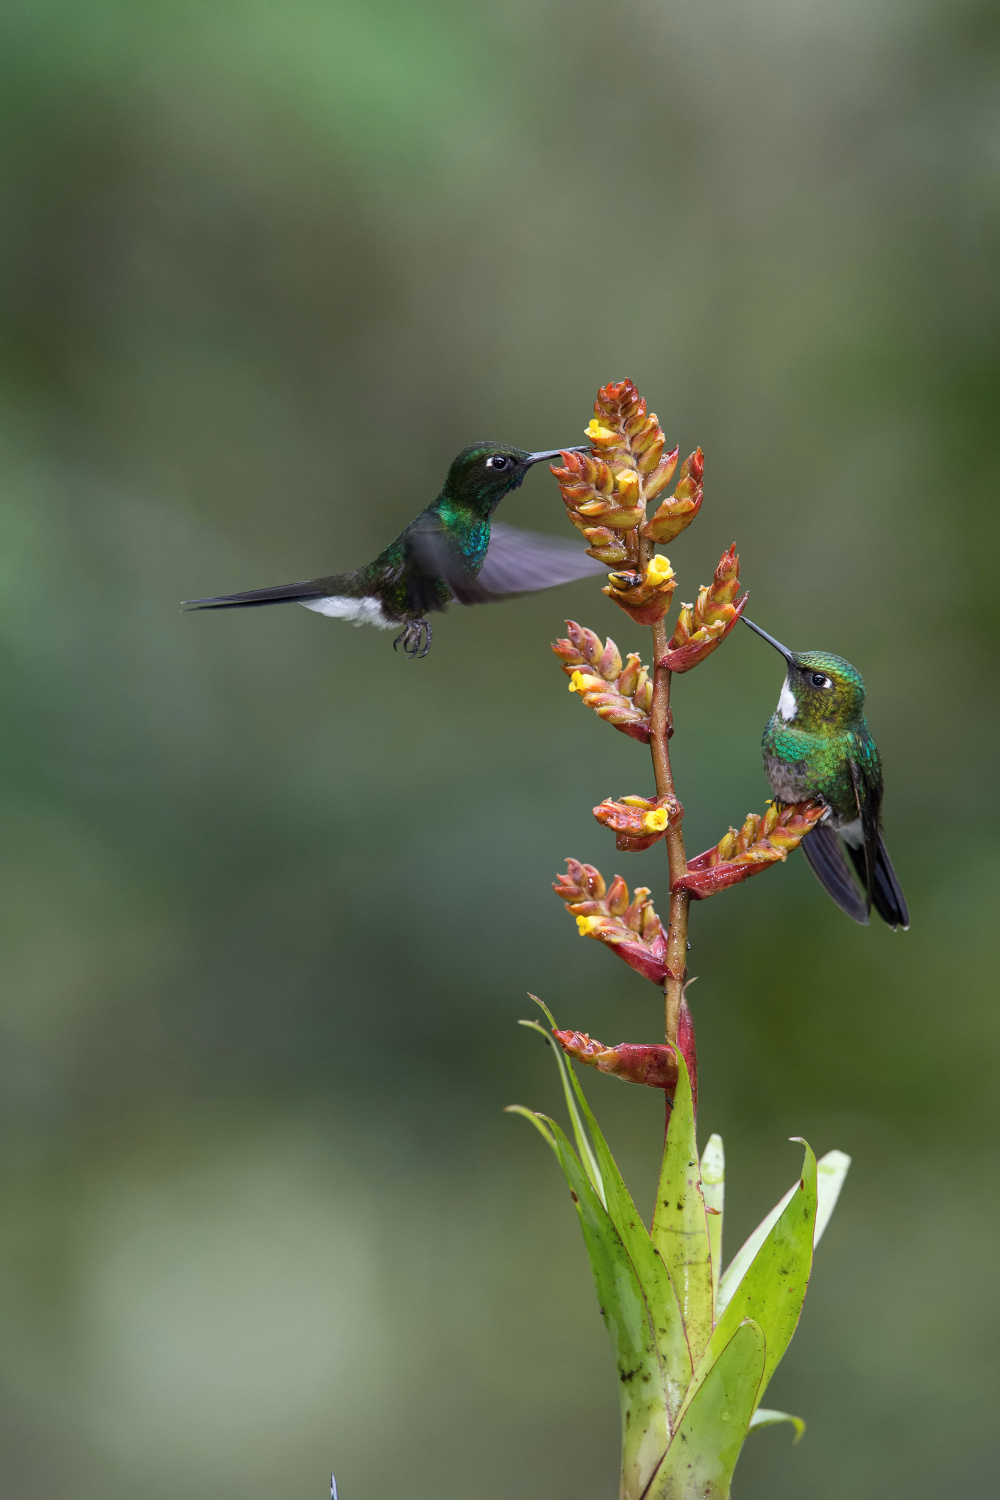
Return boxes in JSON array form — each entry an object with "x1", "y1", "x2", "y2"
[
  {"x1": 520, "y1": 1001, "x2": 691, "y2": 1413},
  {"x1": 717, "y1": 1146, "x2": 848, "y2": 1315},
  {"x1": 716, "y1": 1185, "x2": 795, "y2": 1318},
  {"x1": 649, "y1": 1319, "x2": 766, "y2": 1500},
  {"x1": 544, "y1": 1116, "x2": 671, "y2": 1498},
  {"x1": 557, "y1": 1049, "x2": 693, "y2": 1415},
  {"x1": 749, "y1": 1407, "x2": 806, "y2": 1443},
  {"x1": 520, "y1": 1011, "x2": 604, "y2": 1203},
  {"x1": 700, "y1": 1133, "x2": 724, "y2": 1308},
  {"x1": 688, "y1": 1142, "x2": 817, "y2": 1419},
  {"x1": 504, "y1": 1104, "x2": 558, "y2": 1149},
  {"x1": 652, "y1": 1050, "x2": 714, "y2": 1365},
  {"x1": 815, "y1": 1149, "x2": 850, "y2": 1245}
]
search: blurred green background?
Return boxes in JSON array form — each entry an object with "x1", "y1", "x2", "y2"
[{"x1": 0, "y1": 0, "x2": 997, "y2": 1495}]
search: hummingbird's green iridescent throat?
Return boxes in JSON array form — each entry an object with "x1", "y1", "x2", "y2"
[{"x1": 741, "y1": 615, "x2": 909, "y2": 930}]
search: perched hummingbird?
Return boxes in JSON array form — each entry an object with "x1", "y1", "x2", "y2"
[
  {"x1": 184, "y1": 442, "x2": 605, "y2": 657},
  {"x1": 743, "y1": 616, "x2": 909, "y2": 929}
]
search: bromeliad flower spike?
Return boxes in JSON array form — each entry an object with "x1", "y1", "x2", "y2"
[
  {"x1": 184, "y1": 442, "x2": 607, "y2": 657},
  {"x1": 507, "y1": 379, "x2": 856, "y2": 1500}
]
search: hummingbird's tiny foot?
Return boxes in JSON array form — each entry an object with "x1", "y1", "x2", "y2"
[{"x1": 393, "y1": 620, "x2": 432, "y2": 658}]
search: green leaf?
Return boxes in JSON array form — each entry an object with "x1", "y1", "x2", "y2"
[
  {"x1": 649, "y1": 1319, "x2": 766, "y2": 1500},
  {"x1": 700, "y1": 1133, "x2": 724, "y2": 1308},
  {"x1": 689, "y1": 1142, "x2": 817, "y2": 1420},
  {"x1": 749, "y1": 1407, "x2": 806, "y2": 1443},
  {"x1": 523, "y1": 1001, "x2": 605, "y2": 1203},
  {"x1": 815, "y1": 1149, "x2": 850, "y2": 1245},
  {"x1": 717, "y1": 1146, "x2": 848, "y2": 1316},
  {"x1": 652, "y1": 1049, "x2": 714, "y2": 1365},
  {"x1": 544, "y1": 1116, "x2": 672, "y2": 1498},
  {"x1": 503, "y1": 1105, "x2": 556, "y2": 1151},
  {"x1": 716, "y1": 1180, "x2": 797, "y2": 1318},
  {"x1": 556, "y1": 1045, "x2": 693, "y2": 1417}
]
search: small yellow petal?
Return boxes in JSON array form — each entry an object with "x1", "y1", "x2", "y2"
[
  {"x1": 642, "y1": 807, "x2": 670, "y2": 832},
  {"x1": 568, "y1": 670, "x2": 586, "y2": 694},
  {"x1": 645, "y1": 554, "x2": 674, "y2": 585},
  {"x1": 586, "y1": 419, "x2": 615, "y2": 442},
  {"x1": 575, "y1": 915, "x2": 602, "y2": 937},
  {"x1": 615, "y1": 468, "x2": 640, "y2": 504}
]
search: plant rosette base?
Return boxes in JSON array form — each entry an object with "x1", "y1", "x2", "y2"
[{"x1": 509, "y1": 1004, "x2": 849, "y2": 1500}]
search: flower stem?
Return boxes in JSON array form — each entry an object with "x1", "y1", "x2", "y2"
[{"x1": 640, "y1": 539, "x2": 690, "y2": 1046}]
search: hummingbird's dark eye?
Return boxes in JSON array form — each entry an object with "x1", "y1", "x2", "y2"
[
  {"x1": 811, "y1": 672, "x2": 830, "y2": 688},
  {"x1": 487, "y1": 454, "x2": 510, "y2": 471}
]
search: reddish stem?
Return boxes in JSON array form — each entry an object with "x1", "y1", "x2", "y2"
[{"x1": 639, "y1": 535, "x2": 690, "y2": 1048}]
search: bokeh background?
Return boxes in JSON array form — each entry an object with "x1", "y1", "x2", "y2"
[{"x1": 0, "y1": 0, "x2": 997, "y2": 1495}]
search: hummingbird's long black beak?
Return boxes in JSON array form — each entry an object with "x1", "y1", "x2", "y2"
[
  {"x1": 525, "y1": 446, "x2": 587, "y2": 465},
  {"x1": 742, "y1": 615, "x2": 796, "y2": 665}
]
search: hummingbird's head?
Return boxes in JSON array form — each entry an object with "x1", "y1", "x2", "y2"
[
  {"x1": 445, "y1": 442, "x2": 586, "y2": 514},
  {"x1": 742, "y1": 618, "x2": 866, "y2": 729}
]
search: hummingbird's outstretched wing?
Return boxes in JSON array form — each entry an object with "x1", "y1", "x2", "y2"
[
  {"x1": 409, "y1": 518, "x2": 607, "y2": 605},
  {"x1": 800, "y1": 824, "x2": 870, "y2": 925},
  {"x1": 474, "y1": 522, "x2": 610, "y2": 597}
]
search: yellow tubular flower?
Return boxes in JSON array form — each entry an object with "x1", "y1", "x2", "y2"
[{"x1": 645, "y1": 554, "x2": 674, "y2": 585}]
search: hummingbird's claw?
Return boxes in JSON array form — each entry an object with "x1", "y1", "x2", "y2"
[{"x1": 393, "y1": 619, "x2": 433, "y2": 658}]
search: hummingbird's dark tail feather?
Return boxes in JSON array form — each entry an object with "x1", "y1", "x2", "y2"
[
  {"x1": 800, "y1": 825, "x2": 870, "y2": 924},
  {"x1": 845, "y1": 834, "x2": 909, "y2": 931},
  {"x1": 183, "y1": 581, "x2": 326, "y2": 610}
]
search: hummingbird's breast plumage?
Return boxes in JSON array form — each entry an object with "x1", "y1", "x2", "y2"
[{"x1": 762, "y1": 715, "x2": 879, "y2": 826}]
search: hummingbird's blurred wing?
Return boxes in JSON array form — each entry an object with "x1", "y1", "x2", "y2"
[
  {"x1": 409, "y1": 517, "x2": 606, "y2": 605},
  {"x1": 477, "y1": 522, "x2": 610, "y2": 596},
  {"x1": 800, "y1": 824, "x2": 870, "y2": 925}
]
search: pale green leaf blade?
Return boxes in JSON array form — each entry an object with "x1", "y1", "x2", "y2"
[
  {"x1": 717, "y1": 1143, "x2": 848, "y2": 1317},
  {"x1": 690, "y1": 1142, "x2": 817, "y2": 1416},
  {"x1": 545, "y1": 1117, "x2": 671, "y2": 1497},
  {"x1": 716, "y1": 1181, "x2": 797, "y2": 1316},
  {"x1": 558, "y1": 1049, "x2": 693, "y2": 1412},
  {"x1": 649, "y1": 1319, "x2": 766, "y2": 1500},
  {"x1": 815, "y1": 1149, "x2": 850, "y2": 1246},
  {"x1": 700, "y1": 1133, "x2": 724, "y2": 1308},
  {"x1": 651, "y1": 1049, "x2": 714, "y2": 1364},
  {"x1": 749, "y1": 1407, "x2": 806, "y2": 1443}
]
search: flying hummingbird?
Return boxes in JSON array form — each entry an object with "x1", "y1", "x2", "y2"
[
  {"x1": 742, "y1": 616, "x2": 909, "y2": 929},
  {"x1": 184, "y1": 442, "x2": 605, "y2": 657}
]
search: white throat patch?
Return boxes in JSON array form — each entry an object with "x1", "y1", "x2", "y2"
[{"x1": 777, "y1": 676, "x2": 798, "y2": 722}]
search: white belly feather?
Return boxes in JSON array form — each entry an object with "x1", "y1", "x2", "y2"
[{"x1": 300, "y1": 596, "x2": 395, "y2": 629}]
